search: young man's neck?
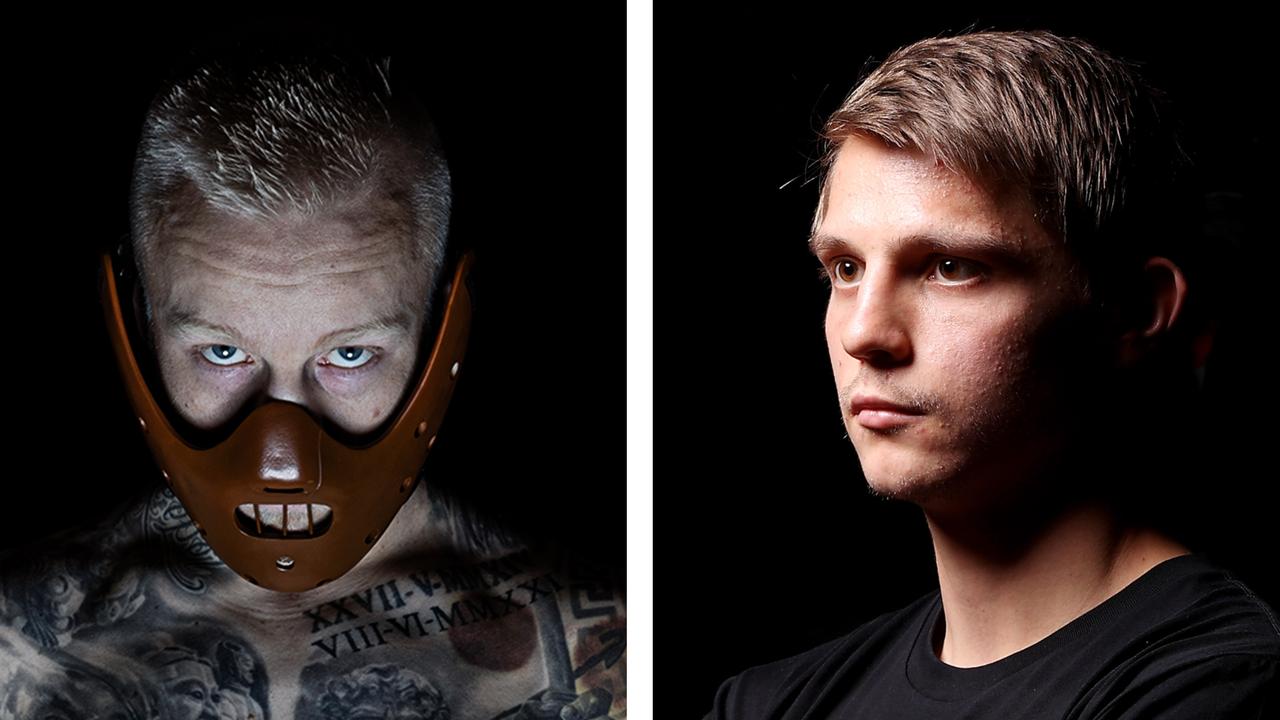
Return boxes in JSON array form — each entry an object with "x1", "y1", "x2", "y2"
[{"x1": 924, "y1": 497, "x2": 1189, "y2": 668}]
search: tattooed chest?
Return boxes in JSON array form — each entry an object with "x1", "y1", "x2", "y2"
[
  {"x1": 2, "y1": 561, "x2": 586, "y2": 718},
  {"x1": 287, "y1": 572, "x2": 573, "y2": 719},
  {"x1": 302, "y1": 568, "x2": 561, "y2": 661}
]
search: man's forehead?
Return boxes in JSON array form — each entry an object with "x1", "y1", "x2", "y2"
[
  {"x1": 151, "y1": 257, "x2": 422, "y2": 358},
  {"x1": 154, "y1": 203, "x2": 415, "y2": 280},
  {"x1": 144, "y1": 199, "x2": 428, "y2": 350},
  {"x1": 825, "y1": 137, "x2": 1037, "y2": 218},
  {"x1": 815, "y1": 136, "x2": 1061, "y2": 263}
]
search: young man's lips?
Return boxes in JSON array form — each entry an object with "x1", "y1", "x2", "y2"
[
  {"x1": 855, "y1": 409, "x2": 924, "y2": 429},
  {"x1": 848, "y1": 395, "x2": 925, "y2": 429}
]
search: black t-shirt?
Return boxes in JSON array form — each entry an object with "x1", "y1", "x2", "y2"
[{"x1": 705, "y1": 553, "x2": 1280, "y2": 719}]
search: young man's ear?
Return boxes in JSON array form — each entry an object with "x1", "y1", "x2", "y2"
[{"x1": 1114, "y1": 257, "x2": 1188, "y2": 369}]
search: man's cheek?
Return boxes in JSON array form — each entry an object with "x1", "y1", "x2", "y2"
[
  {"x1": 826, "y1": 331, "x2": 847, "y2": 380},
  {"x1": 161, "y1": 368, "x2": 234, "y2": 427}
]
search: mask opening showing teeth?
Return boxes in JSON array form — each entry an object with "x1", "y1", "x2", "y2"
[{"x1": 235, "y1": 503, "x2": 333, "y2": 538}]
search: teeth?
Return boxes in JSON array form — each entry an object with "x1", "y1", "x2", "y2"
[
  {"x1": 286, "y1": 504, "x2": 311, "y2": 532},
  {"x1": 255, "y1": 503, "x2": 284, "y2": 530},
  {"x1": 236, "y1": 503, "x2": 333, "y2": 536}
]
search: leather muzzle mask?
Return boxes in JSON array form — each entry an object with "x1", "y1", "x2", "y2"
[{"x1": 97, "y1": 241, "x2": 474, "y2": 593}]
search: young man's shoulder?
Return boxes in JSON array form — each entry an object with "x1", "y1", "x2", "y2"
[
  {"x1": 703, "y1": 591, "x2": 937, "y2": 720},
  {"x1": 1063, "y1": 552, "x2": 1280, "y2": 718},
  {"x1": 703, "y1": 554, "x2": 1280, "y2": 720},
  {"x1": 1129, "y1": 552, "x2": 1279, "y2": 656}
]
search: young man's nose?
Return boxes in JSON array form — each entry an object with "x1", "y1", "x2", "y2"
[
  {"x1": 261, "y1": 368, "x2": 316, "y2": 409},
  {"x1": 234, "y1": 362, "x2": 317, "y2": 416},
  {"x1": 838, "y1": 266, "x2": 912, "y2": 365}
]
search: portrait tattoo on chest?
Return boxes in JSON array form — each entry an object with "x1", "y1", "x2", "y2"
[{"x1": 0, "y1": 484, "x2": 626, "y2": 718}]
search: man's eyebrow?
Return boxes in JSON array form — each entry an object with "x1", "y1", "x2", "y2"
[
  {"x1": 163, "y1": 306, "x2": 415, "y2": 350},
  {"x1": 806, "y1": 231, "x2": 1022, "y2": 259}
]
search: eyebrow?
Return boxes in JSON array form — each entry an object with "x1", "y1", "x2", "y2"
[
  {"x1": 163, "y1": 306, "x2": 415, "y2": 351},
  {"x1": 806, "y1": 230, "x2": 1022, "y2": 260}
]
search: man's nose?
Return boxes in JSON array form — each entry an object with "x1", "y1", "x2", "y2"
[
  {"x1": 837, "y1": 265, "x2": 912, "y2": 365},
  {"x1": 252, "y1": 364, "x2": 317, "y2": 414}
]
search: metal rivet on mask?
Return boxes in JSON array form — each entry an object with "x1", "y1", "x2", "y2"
[
  {"x1": 138, "y1": 417, "x2": 147, "y2": 433},
  {"x1": 428, "y1": 435, "x2": 437, "y2": 449},
  {"x1": 400, "y1": 476, "x2": 413, "y2": 493},
  {"x1": 160, "y1": 470, "x2": 169, "y2": 482},
  {"x1": 276, "y1": 556, "x2": 295, "y2": 571},
  {"x1": 415, "y1": 420, "x2": 428, "y2": 438},
  {"x1": 450, "y1": 361, "x2": 460, "y2": 378}
]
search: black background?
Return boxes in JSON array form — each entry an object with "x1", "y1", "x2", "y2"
[
  {"x1": 8, "y1": 7, "x2": 1280, "y2": 715},
  {"x1": 657, "y1": 7, "x2": 1276, "y2": 715},
  {"x1": 6, "y1": 9, "x2": 625, "y2": 579}
]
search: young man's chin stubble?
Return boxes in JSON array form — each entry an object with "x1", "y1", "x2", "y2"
[{"x1": 847, "y1": 397, "x2": 1075, "y2": 520}]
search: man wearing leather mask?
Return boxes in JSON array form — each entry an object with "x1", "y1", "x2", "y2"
[{"x1": 0, "y1": 48, "x2": 625, "y2": 720}]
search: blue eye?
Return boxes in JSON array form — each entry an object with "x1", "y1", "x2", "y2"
[
  {"x1": 324, "y1": 346, "x2": 375, "y2": 370},
  {"x1": 200, "y1": 344, "x2": 249, "y2": 367}
]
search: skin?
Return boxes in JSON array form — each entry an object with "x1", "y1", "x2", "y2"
[
  {"x1": 0, "y1": 190, "x2": 628, "y2": 716},
  {"x1": 813, "y1": 135, "x2": 1191, "y2": 667},
  {"x1": 0, "y1": 483, "x2": 628, "y2": 719},
  {"x1": 130, "y1": 187, "x2": 457, "y2": 617},
  {"x1": 143, "y1": 191, "x2": 430, "y2": 438}
]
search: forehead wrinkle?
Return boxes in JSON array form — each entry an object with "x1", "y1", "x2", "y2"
[
  {"x1": 162, "y1": 302, "x2": 415, "y2": 355},
  {"x1": 162, "y1": 220, "x2": 400, "y2": 257},
  {"x1": 160, "y1": 238, "x2": 408, "y2": 287},
  {"x1": 154, "y1": 253, "x2": 423, "y2": 357},
  {"x1": 158, "y1": 202, "x2": 411, "y2": 266}
]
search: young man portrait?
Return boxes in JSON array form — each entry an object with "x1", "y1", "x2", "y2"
[
  {"x1": 1, "y1": 16, "x2": 625, "y2": 720},
  {"x1": 692, "y1": 25, "x2": 1278, "y2": 720}
]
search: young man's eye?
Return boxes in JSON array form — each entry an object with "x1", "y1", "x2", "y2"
[
  {"x1": 932, "y1": 257, "x2": 984, "y2": 284},
  {"x1": 321, "y1": 346, "x2": 377, "y2": 370},
  {"x1": 200, "y1": 344, "x2": 250, "y2": 367},
  {"x1": 817, "y1": 256, "x2": 985, "y2": 288},
  {"x1": 817, "y1": 258, "x2": 861, "y2": 287},
  {"x1": 833, "y1": 259, "x2": 861, "y2": 284}
]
